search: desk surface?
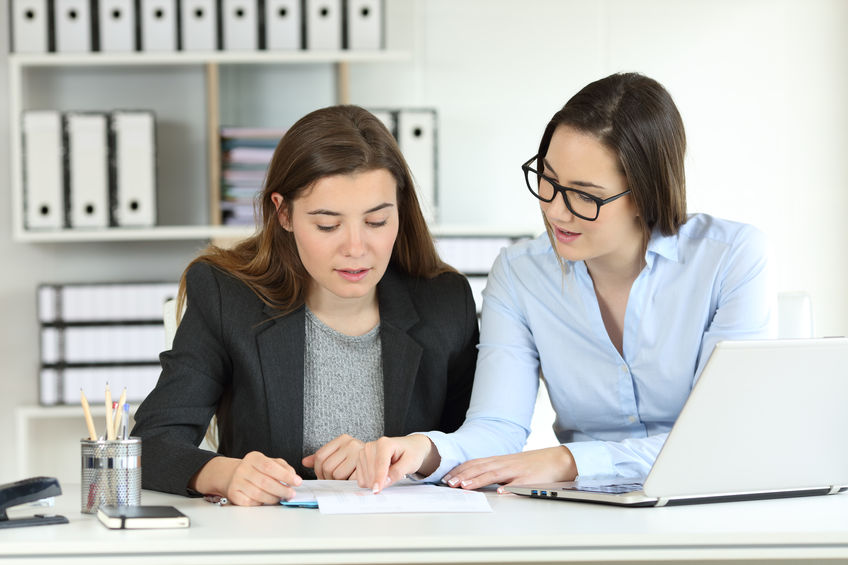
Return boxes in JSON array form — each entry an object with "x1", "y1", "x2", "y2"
[{"x1": 2, "y1": 483, "x2": 847, "y2": 564}]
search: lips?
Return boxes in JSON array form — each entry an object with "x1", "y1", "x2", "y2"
[
  {"x1": 336, "y1": 268, "x2": 371, "y2": 282},
  {"x1": 554, "y1": 226, "x2": 581, "y2": 244}
]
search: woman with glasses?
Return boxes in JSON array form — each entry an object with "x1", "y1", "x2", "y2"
[
  {"x1": 131, "y1": 105, "x2": 478, "y2": 505},
  {"x1": 356, "y1": 72, "x2": 774, "y2": 493}
]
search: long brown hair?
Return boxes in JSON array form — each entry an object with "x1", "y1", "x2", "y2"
[
  {"x1": 177, "y1": 105, "x2": 451, "y2": 317},
  {"x1": 537, "y1": 72, "x2": 687, "y2": 251}
]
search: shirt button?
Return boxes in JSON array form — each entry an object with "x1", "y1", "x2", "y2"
[
  {"x1": 628, "y1": 416, "x2": 637, "y2": 423},
  {"x1": 619, "y1": 364, "x2": 628, "y2": 372}
]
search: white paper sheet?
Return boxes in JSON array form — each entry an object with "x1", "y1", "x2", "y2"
[{"x1": 282, "y1": 480, "x2": 492, "y2": 514}]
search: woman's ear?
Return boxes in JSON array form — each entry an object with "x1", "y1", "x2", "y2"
[{"x1": 270, "y1": 192, "x2": 292, "y2": 231}]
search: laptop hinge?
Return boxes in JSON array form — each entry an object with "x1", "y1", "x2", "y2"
[
  {"x1": 655, "y1": 497, "x2": 669, "y2": 507},
  {"x1": 828, "y1": 485, "x2": 841, "y2": 495}
]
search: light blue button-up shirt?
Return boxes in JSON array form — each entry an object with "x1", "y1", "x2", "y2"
[{"x1": 425, "y1": 213, "x2": 775, "y2": 480}]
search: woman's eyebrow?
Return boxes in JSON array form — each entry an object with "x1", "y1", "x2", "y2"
[
  {"x1": 306, "y1": 202, "x2": 395, "y2": 216},
  {"x1": 543, "y1": 158, "x2": 607, "y2": 190}
]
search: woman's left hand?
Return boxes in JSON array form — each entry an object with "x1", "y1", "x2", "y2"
[
  {"x1": 442, "y1": 446, "x2": 578, "y2": 492},
  {"x1": 302, "y1": 434, "x2": 365, "y2": 480}
]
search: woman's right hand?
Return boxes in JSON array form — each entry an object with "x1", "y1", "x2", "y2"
[
  {"x1": 356, "y1": 434, "x2": 439, "y2": 493},
  {"x1": 191, "y1": 451, "x2": 303, "y2": 506}
]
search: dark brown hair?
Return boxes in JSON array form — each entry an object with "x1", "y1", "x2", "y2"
[
  {"x1": 538, "y1": 72, "x2": 687, "y2": 246},
  {"x1": 177, "y1": 105, "x2": 451, "y2": 316}
]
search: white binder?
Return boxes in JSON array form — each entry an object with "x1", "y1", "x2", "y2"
[
  {"x1": 305, "y1": 0, "x2": 341, "y2": 50},
  {"x1": 221, "y1": 0, "x2": 258, "y2": 50},
  {"x1": 265, "y1": 0, "x2": 301, "y2": 50},
  {"x1": 11, "y1": 0, "x2": 49, "y2": 53},
  {"x1": 181, "y1": 0, "x2": 218, "y2": 51},
  {"x1": 55, "y1": 0, "x2": 93, "y2": 52},
  {"x1": 65, "y1": 113, "x2": 110, "y2": 229},
  {"x1": 139, "y1": 0, "x2": 178, "y2": 51},
  {"x1": 98, "y1": 0, "x2": 136, "y2": 52},
  {"x1": 110, "y1": 111, "x2": 157, "y2": 227},
  {"x1": 22, "y1": 111, "x2": 64, "y2": 230},
  {"x1": 346, "y1": 0, "x2": 382, "y2": 50},
  {"x1": 397, "y1": 110, "x2": 437, "y2": 223}
]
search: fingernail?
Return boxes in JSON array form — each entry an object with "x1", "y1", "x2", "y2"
[
  {"x1": 497, "y1": 487, "x2": 505, "y2": 494},
  {"x1": 447, "y1": 477, "x2": 459, "y2": 487},
  {"x1": 372, "y1": 483, "x2": 380, "y2": 494},
  {"x1": 460, "y1": 480, "x2": 472, "y2": 488},
  {"x1": 384, "y1": 476, "x2": 392, "y2": 486},
  {"x1": 441, "y1": 474, "x2": 452, "y2": 484}
]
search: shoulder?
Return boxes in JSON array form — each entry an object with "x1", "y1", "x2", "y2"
[
  {"x1": 184, "y1": 261, "x2": 264, "y2": 313},
  {"x1": 394, "y1": 268, "x2": 472, "y2": 303},
  {"x1": 678, "y1": 213, "x2": 766, "y2": 250},
  {"x1": 490, "y1": 232, "x2": 558, "y2": 282}
]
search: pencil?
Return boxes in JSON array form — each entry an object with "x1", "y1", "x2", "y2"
[
  {"x1": 113, "y1": 387, "x2": 127, "y2": 439},
  {"x1": 105, "y1": 383, "x2": 115, "y2": 440},
  {"x1": 80, "y1": 389, "x2": 97, "y2": 441}
]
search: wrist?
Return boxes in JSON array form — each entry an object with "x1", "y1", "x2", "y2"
[
  {"x1": 191, "y1": 456, "x2": 238, "y2": 496},
  {"x1": 556, "y1": 445, "x2": 578, "y2": 481},
  {"x1": 413, "y1": 434, "x2": 441, "y2": 477}
]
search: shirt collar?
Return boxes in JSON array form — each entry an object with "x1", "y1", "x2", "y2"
[{"x1": 644, "y1": 227, "x2": 680, "y2": 268}]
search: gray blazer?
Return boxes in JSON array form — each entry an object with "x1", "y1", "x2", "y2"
[{"x1": 132, "y1": 262, "x2": 479, "y2": 495}]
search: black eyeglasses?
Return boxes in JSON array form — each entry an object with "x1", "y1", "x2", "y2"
[{"x1": 521, "y1": 155, "x2": 631, "y2": 221}]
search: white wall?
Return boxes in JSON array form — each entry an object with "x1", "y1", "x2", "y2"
[{"x1": 2, "y1": 0, "x2": 847, "y2": 482}]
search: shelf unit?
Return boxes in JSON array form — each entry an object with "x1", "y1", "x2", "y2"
[{"x1": 8, "y1": 49, "x2": 410, "y2": 243}]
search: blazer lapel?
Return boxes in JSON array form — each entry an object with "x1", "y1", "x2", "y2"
[
  {"x1": 378, "y1": 268, "x2": 423, "y2": 436},
  {"x1": 256, "y1": 305, "x2": 305, "y2": 465}
]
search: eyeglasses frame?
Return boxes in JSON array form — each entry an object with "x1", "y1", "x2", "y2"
[{"x1": 521, "y1": 154, "x2": 632, "y2": 221}]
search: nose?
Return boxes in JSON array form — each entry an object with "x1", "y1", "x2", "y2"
[
  {"x1": 542, "y1": 190, "x2": 574, "y2": 222},
  {"x1": 343, "y1": 225, "x2": 366, "y2": 258}
]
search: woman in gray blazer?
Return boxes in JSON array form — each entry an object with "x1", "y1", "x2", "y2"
[{"x1": 132, "y1": 106, "x2": 478, "y2": 506}]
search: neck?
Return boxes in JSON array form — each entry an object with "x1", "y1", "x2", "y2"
[
  {"x1": 585, "y1": 235, "x2": 645, "y2": 290},
  {"x1": 306, "y1": 283, "x2": 380, "y2": 336}
]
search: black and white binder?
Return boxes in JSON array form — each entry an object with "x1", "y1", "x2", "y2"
[
  {"x1": 10, "y1": 0, "x2": 50, "y2": 53},
  {"x1": 180, "y1": 0, "x2": 218, "y2": 51},
  {"x1": 139, "y1": 0, "x2": 178, "y2": 51},
  {"x1": 98, "y1": 0, "x2": 136, "y2": 52},
  {"x1": 305, "y1": 0, "x2": 341, "y2": 50},
  {"x1": 397, "y1": 109, "x2": 438, "y2": 223},
  {"x1": 22, "y1": 111, "x2": 64, "y2": 230},
  {"x1": 55, "y1": 0, "x2": 93, "y2": 52},
  {"x1": 345, "y1": 0, "x2": 382, "y2": 50},
  {"x1": 221, "y1": 0, "x2": 259, "y2": 50},
  {"x1": 110, "y1": 111, "x2": 157, "y2": 227},
  {"x1": 265, "y1": 0, "x2": 301, "y2": 50},
  {"x1": 64, "y1": 112, "x2": 110, "y2": 229}
]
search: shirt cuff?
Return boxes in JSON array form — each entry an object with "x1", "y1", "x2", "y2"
[
  {"x1": 566, "y1": 440, "x2": 616, "y2": 478},
  {"x1": 408, "y1": 431, "x2": 460, "y2": 483}
]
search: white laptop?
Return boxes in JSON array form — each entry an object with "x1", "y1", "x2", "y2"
[{"x1": 507, "y1": 338, "x2": 848, "y2": 507}]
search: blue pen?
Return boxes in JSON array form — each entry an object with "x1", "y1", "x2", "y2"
[{"x1": 121, "y1": 403, "x2": 130, "y2": 440}]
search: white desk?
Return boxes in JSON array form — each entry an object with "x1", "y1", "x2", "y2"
[{"x1": 2, "y1": 484, "x2": 847, "y2": 564}]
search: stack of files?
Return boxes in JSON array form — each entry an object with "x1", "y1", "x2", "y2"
[
  {"x1": 434, "y1": 235, "x2": 532, "y2": 315},
  {"x1": 37, "y1": 282, "x2": 179, "y2": 406},
  {"x1": 220, "y1": 126, "x2": 287, "y2": 226},
  {"x1": 22, "y1": 109, "x2": 157, "y2": 231},
  {"x1": 369, "y1": 108, "x2": 438, "y2": 223}
]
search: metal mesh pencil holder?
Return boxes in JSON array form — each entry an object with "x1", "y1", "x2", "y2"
[{"x1": 80, "y1": 437, "x2": 142, "y2": 514}]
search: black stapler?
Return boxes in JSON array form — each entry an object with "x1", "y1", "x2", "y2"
[{"x1": 0, "y1": 476, "x2": 69, "y2": 529}]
